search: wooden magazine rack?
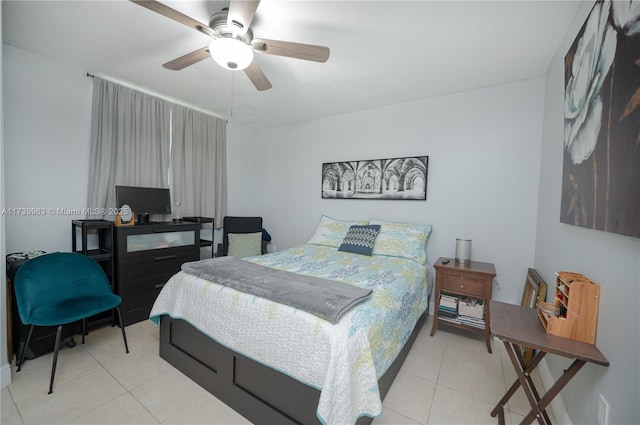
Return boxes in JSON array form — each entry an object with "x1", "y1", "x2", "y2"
[{"x1": 538, "y1": 271, "x2": 600, "y2": 344}]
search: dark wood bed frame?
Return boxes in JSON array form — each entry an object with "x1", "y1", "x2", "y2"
[{"x1": 159, "y1": 309, "x2": 428, "y2": 424}]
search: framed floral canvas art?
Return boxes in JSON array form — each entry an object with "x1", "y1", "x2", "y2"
[{"x1": 562, "y1": 0, "x2": 640, "y2": 238}]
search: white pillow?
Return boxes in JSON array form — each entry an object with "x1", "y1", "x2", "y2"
[
  {"x1": 307, "y1": 215, "x2": 369, "y2": 248},
  {"x1": 370, "y1": 220, "x2": 432, "y2": 264},
  {"x1": 228, "y1": 232, "x2": 262, "y2": 258}
]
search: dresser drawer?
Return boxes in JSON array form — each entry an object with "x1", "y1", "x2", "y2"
[
  {"x1": 119, "y1": 272, "x2": 177, "y2": 325},
  {"x1": 441, "y1": 273, "x2": 486, "y2": 297},
  {"x1": 119, "y1": 251, "x2": 196, "y2": 282},
  {"x1": 118, "y1": 271, "x2": 177, "y2": 296},
  {"x1": 120, "y1": 294, "x2": 158, "y2": 326},
  {"x1": 116, "y1": 226, "x2": 199, "y2": 259}
]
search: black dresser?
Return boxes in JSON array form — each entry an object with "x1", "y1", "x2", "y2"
[{"x1": 114, "y1": 221, "x2": 200, "y2": 326}]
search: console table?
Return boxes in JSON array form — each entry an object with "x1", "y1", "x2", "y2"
[{"x1": 490, "y1": 301, "x2": 609, "y2": 425}]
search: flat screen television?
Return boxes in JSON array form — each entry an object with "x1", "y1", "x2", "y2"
[{"x1": 115, "y1": 185, "x2": 171, "y2": 223}]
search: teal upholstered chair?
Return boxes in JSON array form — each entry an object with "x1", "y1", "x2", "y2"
[{"x1": 13, "y1": 252, "x2": 129, "y2": 394}]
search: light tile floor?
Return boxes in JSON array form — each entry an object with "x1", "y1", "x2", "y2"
[{"x1": 2, "y1": 316, "x2": 555, "y2": 424}]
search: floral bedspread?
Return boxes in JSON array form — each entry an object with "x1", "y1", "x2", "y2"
[{"x1": 150, "y1": 244, "x2": 432, "y2": 425}]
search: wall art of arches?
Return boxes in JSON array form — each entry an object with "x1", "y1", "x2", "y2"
[{"x1": 321, "y1": 156, "x2": 428, "y2": 200}]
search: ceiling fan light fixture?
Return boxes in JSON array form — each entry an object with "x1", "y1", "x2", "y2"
[{"x1": 209, "y1": 37, "x2": 254, "y2": 70}]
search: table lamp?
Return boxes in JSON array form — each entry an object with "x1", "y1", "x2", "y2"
[{"x1": 455, "y1": 238, "x2": 472, "y2": 263}]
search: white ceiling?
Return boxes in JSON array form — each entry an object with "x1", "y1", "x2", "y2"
[{"x1": 3, "y1": 1, "x2": 580, "y2": 129}]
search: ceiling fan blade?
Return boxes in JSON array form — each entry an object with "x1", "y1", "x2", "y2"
[
  {"x1": 130, "y1": 0, "x2": 214, "y2": 37},
  {"x1": 163, "y1": 46, "x2": 210, "y2": 70},
  {"x1": 227, "y1": 0, "x2": 260, "y2": 33},
  {"x1": 244, "y1": 60, "x2": 272, "y2": 91},
  {"x1": 252, "y1": 38, "x2": 330, "y2": 63}
]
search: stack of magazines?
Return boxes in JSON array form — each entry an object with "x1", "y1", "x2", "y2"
[
  {"x1": 458, "y1": 296, "x2": 485, "y2": 328},
  {"x1": 438, "y1": 294, "x2": 459, "y2": 320}
]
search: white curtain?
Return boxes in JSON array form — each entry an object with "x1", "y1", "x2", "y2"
[
  {"x1": 171, "y1": 105, "x2": 227, "y2": 228},
  {"x1": 86, "y1": 77, "x2": 171, "y2": 217}
]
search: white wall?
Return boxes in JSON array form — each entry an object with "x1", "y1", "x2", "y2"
[
  {"x1": 9, "y1": 26, "x2": 637, "y2": 424},
  {"x1": 1, "y1": 43, "x2": 545, "y2": 310},
  {"x1": 229, "y1": 78, "x2": 545, "y2": 305},
  {"x1": 3, "y1": 45, "x2": 93, "y2": 254},
  {"x1": 226, "y1": 122, "x2": 269, "y2": 216},
  {"x1": 2, "y1": 45, "x2": 92, "y2": 388},
  {"x1": 1, "y1": 2, "x2": 11, "y2": 389},
  {"x1": 535, "y1": 2, "x2": 640, "y2": 424}
]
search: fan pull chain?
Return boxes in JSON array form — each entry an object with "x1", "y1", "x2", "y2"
[{"x1": 230, "y1": 71, "x2": 235, "y2": 118}]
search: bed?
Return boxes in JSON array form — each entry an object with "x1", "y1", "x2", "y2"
[{"x1": 150, "y1": 217, "x2": 433, "y2": 425}]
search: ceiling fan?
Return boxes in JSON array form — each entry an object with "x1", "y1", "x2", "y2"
[{"x1": 130, "y1": 0, "x2": 330, "y2": 91}]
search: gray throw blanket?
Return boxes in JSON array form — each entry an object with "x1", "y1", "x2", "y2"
[{"x1": 182, "y1": 256, "x2": 372, "y2": 324}]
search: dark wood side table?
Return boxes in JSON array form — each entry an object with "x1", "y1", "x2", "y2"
[
  {"x1": 430, "y1": 257, "x2": 496, "y2": 352},
  {"x1": 490, "y1": 301, "x2": 609, "y2": 425}
]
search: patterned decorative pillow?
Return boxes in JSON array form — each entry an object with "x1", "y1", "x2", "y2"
[
  {"x1": 307, "y1": 215, "x2": 369, "y2": 248},
  {"x1": 338, "y1": 225, "x2": 381, "y2": 256},
  {"x1": 228, "y1": 232, "x2": 262, "y2": 258},
  {"x1": 370, "y1": 220, "x2": 432, "y2": 264}
]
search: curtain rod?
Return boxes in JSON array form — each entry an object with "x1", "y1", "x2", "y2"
[{"x1": 85, "y1": 71, "x2": 227, "y2": 122}]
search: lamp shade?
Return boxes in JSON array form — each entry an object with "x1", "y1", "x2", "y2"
[
  {"x1": 455, "y1": 238, "x2": 472, "y2": 263},
  {"x1": 209, "y1": 38, "x2": 254, "y2": 70}
]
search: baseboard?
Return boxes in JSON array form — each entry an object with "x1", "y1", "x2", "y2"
[
  {"x1": 538, "y1": 358, "x2": 571, "y2": 425},
  {"x1": 0, "y1": 361, "x2": 12, "y2": 389}
]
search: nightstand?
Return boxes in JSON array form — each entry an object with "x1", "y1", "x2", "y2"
[{"x1": 430, "y1": 256, "x2": 496, "y2": 353}]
